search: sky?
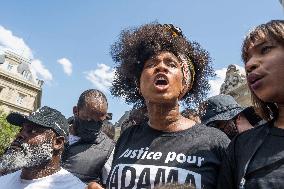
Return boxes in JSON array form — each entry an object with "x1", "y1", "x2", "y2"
[{"x1": 0, "y1": 1, "x2": 282, "y2": 124}]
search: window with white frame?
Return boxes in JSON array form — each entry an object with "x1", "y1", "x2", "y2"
[
  {"x1": 16, "y1": 93, "x2": 26, "y2": 105},
  {"x1": 22, "y1": 70, "x2": 31, "y2": 80},
  {"x1": 7, "y1": 63, "x2": 13, "y2": 71}
]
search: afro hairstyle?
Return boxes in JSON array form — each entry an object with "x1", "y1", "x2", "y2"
[{"x1": 110, "y1": 22, "x2": 215, "y2": 109}]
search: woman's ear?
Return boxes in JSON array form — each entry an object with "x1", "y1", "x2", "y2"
[
  {"x1": 73, "y1": 106, "x2": 78, "y2": 116},
  {"x1": 138, "y1": 87, "x2": 142, "y2": 95},
  {"x1": 178, "y1": 82, "x2": 188, "y2": 99}
]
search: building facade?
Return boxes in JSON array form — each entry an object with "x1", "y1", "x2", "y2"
[
  {"x1": 0, "y1": 50, "x2": 43, "y2": 115},
  {"x1": 220, "y1": 64, "x2": 252, "y2": 106}
]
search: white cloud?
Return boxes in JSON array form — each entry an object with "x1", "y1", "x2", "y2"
[
  {"x1": 0, "y1": 25, "x2": 53, "y2": 82},
  {"x1": 85, "y1": 64, "x2": 115, "y2": 91},
  {"x1": 31, "y1": 59, "x2": 53, "y2": 81},
  {"x1": 208, "y1": 67, "x2": 227, "y2": 97},
  {"x1": 0, "y1": 25, "x2": 33, "y2": 59},
  {"x1": 57, "y1": 58, "x2": 72, "y2": 76}
]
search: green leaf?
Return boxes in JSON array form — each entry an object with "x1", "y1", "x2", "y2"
[{"x1": 0, "y1": 111, "x2": 20, "y2": 156}]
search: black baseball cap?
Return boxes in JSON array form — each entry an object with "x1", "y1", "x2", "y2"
[{"x1": 6, "y1": 106, "x2": 69, "y2": 142}]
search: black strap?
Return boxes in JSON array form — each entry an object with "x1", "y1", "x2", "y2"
[
  {"x1": 238, "y1": 123, "x2": 272, "y2": 189},
  {"x1": 245, "y1": 157, "x2": 284, "y2": 180}
]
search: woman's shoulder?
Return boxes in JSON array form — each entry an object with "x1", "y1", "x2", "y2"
[
  {"x1": 116, "y1": 122, "x2": 146, "y2": 142},
  {"x1": 193, "y1": 123, "x2": 230, "y2": 139},
  {"x1": 193, "y1": 123, "x2": 223, "y2": 133},
  {"x1": 186, "y1": 124, "x2": 230, "y2": 148}
]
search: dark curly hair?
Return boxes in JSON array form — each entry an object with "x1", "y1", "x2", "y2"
[
  {"x1": 241, "y1": 20, "x2": 284, "y2": 121},
  {"x1": 110, "y1": 22, "x2": 215, "y2": 109}
]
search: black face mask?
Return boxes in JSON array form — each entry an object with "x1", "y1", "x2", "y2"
[{"x1": 74, "y1": 118, "x2": 103, "y2": 142}]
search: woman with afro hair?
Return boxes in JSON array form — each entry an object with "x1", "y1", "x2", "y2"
[{"x1": 88, "y1": 22, "x2": 230, "y2": 189}]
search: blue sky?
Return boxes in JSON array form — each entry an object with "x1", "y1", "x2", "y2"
[{"x1": 0, "y1": 1, "x2": 282, "y2": 123}]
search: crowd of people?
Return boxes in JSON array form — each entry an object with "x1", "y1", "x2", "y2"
[{"x1": 0, "y1": 19, "x2": 283, "y2": 189}]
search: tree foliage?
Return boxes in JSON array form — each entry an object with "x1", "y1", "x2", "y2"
[{"x1": 0, "y1": 111, "x2": 20, "y2": 155}]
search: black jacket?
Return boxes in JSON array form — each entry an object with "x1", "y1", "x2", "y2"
[
  {"x1": 217, "y1": 122, "x2": 271, "y2": 189},
  {"x1": 62, "y1": 132, "x2": 115, "y2": 184}
]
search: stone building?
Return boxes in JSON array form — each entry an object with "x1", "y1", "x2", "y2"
[
  {"x1": 220, "y1": 64, "x2": 252, "y2": 106},
  {"x1": 0, "y1": 50, "x2": 43, "y2": 115}
]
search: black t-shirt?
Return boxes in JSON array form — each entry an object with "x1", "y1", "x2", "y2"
[
  {"x1": 107, "y1": 123, "x2": 230, "y2": 189},
  {"x1": 245, "y1": 126, "x2": 284, "y2": 189}
]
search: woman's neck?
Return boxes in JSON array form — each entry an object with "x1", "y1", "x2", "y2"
[
  {"x1": 146, "y1": 101, "x2": 195, "y2": 132},
  {"x1": 275, "y1": 104, "x2": 284, "y2": 129}
]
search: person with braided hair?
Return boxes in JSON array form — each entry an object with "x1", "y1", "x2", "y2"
[{"x1": 88, "y1": 22, "x2": 229, "y2": 189}]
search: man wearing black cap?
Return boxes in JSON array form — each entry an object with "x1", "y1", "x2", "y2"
[
  {"x1": 200, "y1": 94, "x2": 263, "y2": 139},
  {"x1": 0, "y1": 106, "x2": 86, "y2": 189}
]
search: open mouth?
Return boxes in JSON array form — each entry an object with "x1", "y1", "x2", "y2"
[
  {"x1": 153, "y1": 74, "x2": 169, "y2": 91},
  {"x1": 247, "y1": 73, "x2": 263, "y2": 90},
  {"x1": 155, "y1": 78, "x2": 168, "y2": 85},
  {"x1": 154, "y1": 74, "x2": 169, "y2": 86}
]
